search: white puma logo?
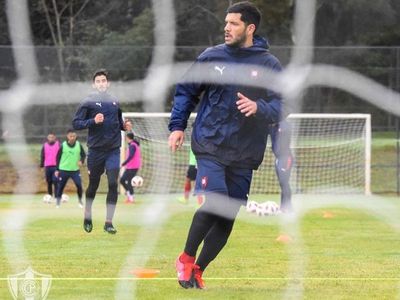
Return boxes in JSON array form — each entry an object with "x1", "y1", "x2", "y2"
[
  {"x1": 214, "y1": 65, "x2": 226, "y2": 75},
  {"x1": 95, "y1": 102, "x2": 102, "y2": 107}
]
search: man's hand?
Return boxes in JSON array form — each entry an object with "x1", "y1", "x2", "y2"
[
  {"x1": 78, "y1": 161, "x2": 83, "y2": 167},
  {"x1": 54, "y1": 171, "x2": 59, "y2": 178},
  {"x1": 236, "y1": 92, "x2": 258, "y2": 117},
  {"x1": 168, "y1": 130, "x2": 184, "y2": 152},
  {"x1": 94, "y1": 113, "x2": 104, "y2": 124}
]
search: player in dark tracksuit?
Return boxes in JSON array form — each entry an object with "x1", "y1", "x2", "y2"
[
  {"x1": 72, "y1": 69, "x2": 128, "y2": 234},
  {"x1": 168, "y1": 2, "x2": 282, "y2": 289},
  {"x1": 269, "y1": 119, "x2": 293, "y2": 212}
]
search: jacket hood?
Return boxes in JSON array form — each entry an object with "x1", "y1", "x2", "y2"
[
  {"x1": 224, "y1": 35, "x2": 270, "y2": 56},
  {"x1": 252, "y1": 35, "x2": 270, "y2": 50}
]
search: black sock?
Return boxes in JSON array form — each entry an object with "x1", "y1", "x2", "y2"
[
  {"x1": 47, "y1": 182, "x2": 53, "y2": 196},
  {"x1": 77, "y1": 185, "x2": 83, "y2": 203},
  {"x1": 106, "y1": 169, "x2": 119, "y2": 222},
  {"x1": 85, "y1": 175, "x2": 101, "y2": 220}
]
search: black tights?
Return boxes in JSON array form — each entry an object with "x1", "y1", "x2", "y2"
[
  {"x1": 184, "y1": 194, "x2": 241, "y2": 271},
  {"x1": 85, "y1": 169, "x2": 119, "y2": 223}
]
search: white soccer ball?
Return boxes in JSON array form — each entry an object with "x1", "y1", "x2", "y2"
[
  {"x1": 256, "y1": 201, "x2": 281, "y2": 217},
  {"x1": 43, "y1": 194, "x2": 52, "y2": 203},
  {"x1": 246, "y1": 200, "x2": 259, "y2": 214},
  {"x1": 61, "y1": 194, "x2": 69, "y2": 202},
  {"x1": 131, "y1": 175, "x2": 144, "y2": 187}
]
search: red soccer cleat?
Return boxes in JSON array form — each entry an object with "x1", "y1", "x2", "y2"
[
  {"x1": 175, "y1": 252, "x2": 195, "y2": 289},
  {"x1": 124, "y1": 197, "x2": 135, "y2": 204},
  {"x1": 191, "y1": 264, "x2": 205, "y2": 289}
]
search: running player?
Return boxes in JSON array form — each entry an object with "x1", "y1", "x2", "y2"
[
  {"x1": 168, "y1": 2, "x2": 282, "y2": 289},
  {"x1": 73, "y1": 69, "x2": 129, "y2": 234}
]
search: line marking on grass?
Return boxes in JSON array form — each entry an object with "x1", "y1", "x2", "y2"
[{"x1": 0, "y1": 277, "x2": 399, "y2": 281}]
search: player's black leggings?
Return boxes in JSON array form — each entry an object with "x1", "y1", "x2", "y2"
[
  {"x1": 56, "y1": 170, "x2": 83, "y2": 205},
  {"x1": 275, "y1": 154, "x2": 293, "y2": 211},
  {"x1": 119, "y1": 169, "x2": 138, "y2": 195},
  {"x1": 85, "y1": 169, "x2": 119, "y2": 222},
  {"x1": 45, "y1": 166, "x2": 58, "y2": 197},
  {"x1": 184, "y1": 194, "x2": 241, "y2": 271}
]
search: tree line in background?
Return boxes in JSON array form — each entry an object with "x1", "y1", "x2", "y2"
[
  {"x1": 0, "y1": 0, "x2": 398, "y2": 80},
  {"x1": 0, "y1": 0, "x2": 400, "y2": 132}
]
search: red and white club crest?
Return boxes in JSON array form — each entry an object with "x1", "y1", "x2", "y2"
[{"x1": 201, "y1": 176, "x2": 208, "y2": 189}]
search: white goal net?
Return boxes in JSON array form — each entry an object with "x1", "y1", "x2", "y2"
[{"x1": 122, "y1": 112, "x2": 371, "y2": 196}]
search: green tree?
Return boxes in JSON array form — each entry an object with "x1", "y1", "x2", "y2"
[
  {"x1": 0, "y1": 1, "x2": 10, "y2": 45},
  {"x1": 315, "y1": 0, "x2": 397, "y2": 46},
  {"x1": 27, "y1": 0, "x2": 152, "y2": 80},
  {"x1": 89, "y1": 7, "x2": 154, "y2": 81}
]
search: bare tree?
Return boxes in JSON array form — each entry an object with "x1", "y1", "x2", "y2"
[{"x1": 40, "y1": 0, "x2": 91, "y2": 80}]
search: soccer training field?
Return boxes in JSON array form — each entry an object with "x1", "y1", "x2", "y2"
[{"x1": 1, "y1": 193, "x2": 400, "y2": 299}]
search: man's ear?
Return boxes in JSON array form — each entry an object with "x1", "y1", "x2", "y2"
[{"x1": 247, "y1": 24, "x2": 256, "y2": 35}]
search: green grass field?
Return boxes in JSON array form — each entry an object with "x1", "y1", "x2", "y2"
[{"x1": 1, "y1": 193, "x2": 400, "y2": 299}]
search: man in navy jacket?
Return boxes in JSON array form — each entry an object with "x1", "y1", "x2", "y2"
[
  {"x1": 73, "y1": 69, "x2": 127, "y2": 234},
  {"x1": 169, "y1": 1, "x2": 282, "y2": 289}
]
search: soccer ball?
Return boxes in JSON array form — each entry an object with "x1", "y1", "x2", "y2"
[
  {"x1": 61, "y1": 194, "x2": 69, "y2": 203},
  {"x1": 43, "y1": 194, "x2": 52, "y2": 203},
  {"x1": 255, "y1": 201, "x2": 281, "y2": 217},
  {"x1": 131, "y1": 175, "x2": 144, "y2": 187},
  {"x1": 246, "y1": 200, "x2": 259, "y2": 214}
]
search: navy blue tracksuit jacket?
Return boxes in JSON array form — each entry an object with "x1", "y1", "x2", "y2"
[
  {"x1": 169, "y1": 36, "x2": 282, "y2": 170},
  {"x1": 72, "y1": 92, "x2": 124, "y2": 151}
]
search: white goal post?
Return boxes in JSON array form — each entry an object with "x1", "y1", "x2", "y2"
[{"x1": 121, "y1": 113, "x2": 371, "y2": 196}]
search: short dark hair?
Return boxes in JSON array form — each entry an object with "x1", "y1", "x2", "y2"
[
  {"x1": 227, "y1": 1, "x2": 261, "y2": 33},
  {"x1": 92, "y1": 69, "x2": 109, "y2": 82},
  {"x1": 126, "y1": 132, "x2": 134, "y2": 140},
  {"x1": 67, "y1": 129, "x2": 76, "y2": 134}
]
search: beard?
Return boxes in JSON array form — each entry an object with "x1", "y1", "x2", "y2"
[{"x1": 225, "y1": 31, "x2": 247, "y2": 48}]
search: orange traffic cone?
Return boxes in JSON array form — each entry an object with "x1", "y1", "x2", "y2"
[
  {"x1": 276, "y1": 234, "x2": 292, "y2": 243},
  {"x1": 323, "y1": 211, "x2": 334, "y2": 219},
  {"x1": 129, "y1": 268, "x2": 160, "y2": 278}
]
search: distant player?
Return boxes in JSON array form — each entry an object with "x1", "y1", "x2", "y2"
[
  {"x1": 120, "y1": 132, "x2": 142, "y2": 204},
  {"x1": 40, "y1": 133, "x2": 60, "y2": 202},
  {"x1": 179, "y1": 148, "x2": 204, "y2": 206},
  {"x1": 73, "y1": 69, "x2": 129, "y2": 234},
  {"x1": 269, "y1": 119, "x2": 293, "y2": 212},
  {"x1": 55, "y1": 129, "x2": 86, "y2": 208},
  {"x1": 124, "y1": 119, "x2": 133, "y2": 133}
]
